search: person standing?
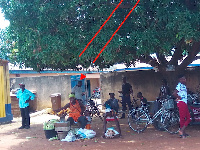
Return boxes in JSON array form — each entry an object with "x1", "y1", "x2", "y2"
[
  {"x1": 154, "y1": 79, "x2": 171, "y2": 114},
  {"x1": 159, "y1": 79, "x2": 170, "y2": 99},
  {"x1": 118, "y1": 77, "x2": 133, "y2": 119},
  {"x1": 71, "y1": 81, "x2": 85, "y2": 105},
  {"x1": 173, "y1": 75, "x2": 191, "y2": 138},
  {"x1": 16, "y1": 83, "x2": 35, "y2": 129}
]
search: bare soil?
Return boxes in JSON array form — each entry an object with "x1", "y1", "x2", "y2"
[{"x1": 1, "y1": 111, "x2": 200, "y2": 150}]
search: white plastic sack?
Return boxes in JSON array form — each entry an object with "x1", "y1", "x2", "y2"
[
  {"x1": 105, "y1": 127, "x2": 119, "y2": 138},
  {"x1": 61, "y1": 130, "x2": 76, "y2": 142},
  {"x1": 61, "y1": 132, "x2": 76, "y2": 142},
  {"x1": 84, "y1": 129, "x2": 96, "y2": 139},
  {"x1": 61, "y1": 135, "x2": 76, "y2": 142},
  {"x1": 77, "y1": 128, "x2": 96, "y2": 139}
]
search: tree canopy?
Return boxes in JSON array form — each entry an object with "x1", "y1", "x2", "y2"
[{"x1": 0, "y1": 0, "x2": 200, "y2": 74}]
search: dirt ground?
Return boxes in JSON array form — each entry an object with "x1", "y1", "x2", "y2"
[{"x1": 1, "y1": 111, "x2": 200, "y2": 150}]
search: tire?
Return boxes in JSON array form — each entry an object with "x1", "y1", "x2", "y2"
[
  {"x1": 93, "y1": 107, "x2": 103, "y2": 121},
  {"x1": 128, "y1": 109, "x2": 149, "y2": 133},
  {"x1": 164, "y1": 110, "x2": 180, "y2": 134},
  {"x1": 153, "y1": 115, "x2": 166, "y2": 131}
]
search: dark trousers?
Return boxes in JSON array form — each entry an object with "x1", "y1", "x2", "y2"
[
  {"x1": 20, "y1": 106, "x2": 30, "y2": 127},
  {"x1": 122, "y1": 95, "x2": 132, "y2": 111},
  {"x1": 67, "y1": 116, "x2": 88, "y2": 129}
]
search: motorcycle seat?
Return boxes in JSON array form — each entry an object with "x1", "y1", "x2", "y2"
[{"x1": 189, "y1": 104, "x2": 200, "y2": 108}]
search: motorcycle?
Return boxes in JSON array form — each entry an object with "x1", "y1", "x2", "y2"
[
  {"x1": 87, "y1": 98, "x2": 103, "y2": 121},
  {"x1": 91, "y1": 87, "x2": 100, "y2": 99},
  {"x1": 154, "y1": 93, "x2": 200, "y2": 131},
  {"x1": 187, "y1": 93, "x2": 200, "y2": 124}
]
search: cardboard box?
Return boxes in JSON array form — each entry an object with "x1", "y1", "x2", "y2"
[
  {"x1": 55, "y1": 127, "x2": 70, "y2": 131},
  {"x1": 54, "y1": 121, "x2": 70, "y2": 131},
  {"x1": 54, "y1": 122, "x2": 70, "y2": 127}
]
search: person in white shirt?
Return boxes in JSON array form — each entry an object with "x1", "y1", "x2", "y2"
[
  {"x1": 173, "y1": 75, "x2": 191, "y2": 138},
  {"x1": 71, "y1": 81, "x2": 85, "y2": 104}
]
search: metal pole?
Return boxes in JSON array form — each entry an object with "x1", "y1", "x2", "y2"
[{"x1": 84, "y1": 76, "x2": 88, "y2": 108}]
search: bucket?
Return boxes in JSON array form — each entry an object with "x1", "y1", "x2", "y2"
[
  {"x1": 44, "y1": 129, "x2": 57, "y2": 139},
  {"x1": 57, "y1": 131, "x2": 68, "y2": 140},
  {"x1": 85, "y1": 124, "x2": 91, "y2": 129}
]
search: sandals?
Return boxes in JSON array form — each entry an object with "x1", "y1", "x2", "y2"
[
  {"x1": 184, "y1": 133, "x2": 189, "y2": 137},
  {"x1": 179, "y1": 131, "x2": 186, "y2": 139},
  {"x1": 179, "y1": 134, "x2": 186, "y2": 138}
]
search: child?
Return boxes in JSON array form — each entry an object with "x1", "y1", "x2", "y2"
[
  {"x1": 137, "y1": 92, "x2": 147, "y2": 106},
  {"x1": 84, "y1": 110, "x2": 92, "y2": 129}
]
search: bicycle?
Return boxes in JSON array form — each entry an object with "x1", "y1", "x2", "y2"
[{"x1": 128, "y1": 97, "x2": 180, "y2": 134}]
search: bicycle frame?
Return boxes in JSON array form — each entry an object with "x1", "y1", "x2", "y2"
[
  {"x1": 148, "y1": 106, "x2": 166, "y2": 125},
  {"x1": 132, "y1": 103, "x2": 167, "y2": 126},
  {"x1": 128, "y1": 98, "x2": 180, "y2": 134}
]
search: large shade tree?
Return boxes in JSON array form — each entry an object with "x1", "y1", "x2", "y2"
[{"x1": 0, "y1": 0, "x2": 200, "y2": 79}]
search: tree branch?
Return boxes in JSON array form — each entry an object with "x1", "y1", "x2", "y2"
[
  {"x1": 139, "y1": 55, "x2": 159, "y2": 68},
  {"x1": 156, "y1": 52, "x2": 168, "y2": 66},
  {"x1": 169, "y1": 38, "x2": 185, "y2": 66},
  {"x1": 177, "y1": 40, "x2": 200, "y2": 71}
]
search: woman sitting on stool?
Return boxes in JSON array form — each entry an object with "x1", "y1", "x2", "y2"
[{"x1": 54, "y1": 94, "x2": 87, "y2": 129}]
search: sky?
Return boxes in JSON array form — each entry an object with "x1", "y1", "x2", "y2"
[{"x1": 0, "y1": 8, "x2": 10, "y2": 29}]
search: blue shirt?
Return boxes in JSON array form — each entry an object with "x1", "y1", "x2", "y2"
[{"x1": 16, "y1": 89, "x2": 35, "y2": 108}]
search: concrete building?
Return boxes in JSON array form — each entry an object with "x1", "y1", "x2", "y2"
[
  {"x1": 8, "y1": 62, "x2": 200, "y2": 112},
  {"x1": 0, "y1": 60, "x2": 13, "y2": 123}
]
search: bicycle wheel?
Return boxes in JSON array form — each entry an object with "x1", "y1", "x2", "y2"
[
  {"x1": 164, "y1": 110, "x2": 180, "y2": 134},
  {"x1": 93, "y1": 107, "x2": 103, "y2": 121},
  {"x1": 128, "y1": 109, "x2": 149, "y2": 133},
  {"x1": 153, "y1": 115, "x2": 166, "y2": 131}
]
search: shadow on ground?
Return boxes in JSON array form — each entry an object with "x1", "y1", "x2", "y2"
[{"x1": 1, "y1": 114, "x2": 200, "y2": 150}]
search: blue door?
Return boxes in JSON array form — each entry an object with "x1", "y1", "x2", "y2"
[
  {"x1": 87, "y1": 80, "x2": 91, "y2": 97},
  {"x1": 71, "y1": 75, "x2": 86, "y2": 101}
]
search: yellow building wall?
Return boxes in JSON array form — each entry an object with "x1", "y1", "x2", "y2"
[
  {"x1": 0, "y1": 66, "x2": 5, "y2": 117},
  {"x1": 0, "y1": 60, "x2": 11, "y2": 118}
]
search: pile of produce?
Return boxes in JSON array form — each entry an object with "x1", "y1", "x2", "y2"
[
  {"x1": 43, "y1": 119, "x2": 59, "y2": 130},
  {"x1": 53, "y1": 108, "x2": 70, "y2": 117}
]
